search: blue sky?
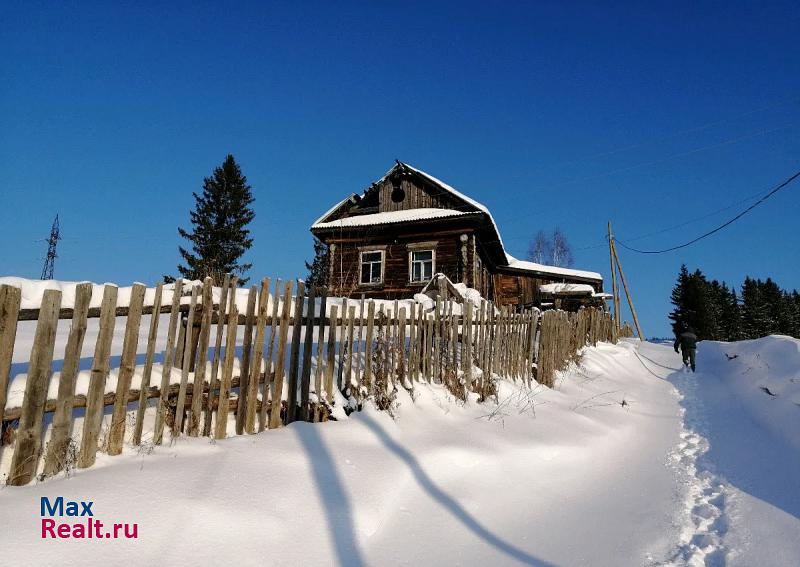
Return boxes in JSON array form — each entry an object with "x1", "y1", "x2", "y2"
[{"x1": 2, "y1": 1, "x2": 799, "y2": 337}]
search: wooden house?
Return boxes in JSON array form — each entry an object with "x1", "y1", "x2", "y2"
[{"x1": 310, "y1": 161, "x2": 605, "y2": 310}]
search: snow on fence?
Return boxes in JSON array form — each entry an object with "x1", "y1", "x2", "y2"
[{"x1": 0, "y1": 276, "x2": 616, "y2": 486}]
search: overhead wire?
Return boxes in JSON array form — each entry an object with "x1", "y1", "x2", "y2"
[{"x1": 615, "y1": 168, "x2": 800, "y2": 254}]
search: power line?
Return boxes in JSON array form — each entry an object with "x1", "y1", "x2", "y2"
[{"x1": 615, "y1": 169, "x2": 800, "y2": 254}]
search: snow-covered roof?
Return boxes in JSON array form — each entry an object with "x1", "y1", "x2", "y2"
[
  {"x1": 539, "y1": 283, "x2": 596, "y2": 295},
  {"x1": 312, "y1": 161, "x2": 603, "y2": 284},
  {"x1": 311, "y1": 208, "x2": 474, "y2": 229},
  {"x1": 509, "y1": 255, "x2": 603, "y2": 281}
]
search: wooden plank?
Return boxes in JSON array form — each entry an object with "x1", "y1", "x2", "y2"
[
  {"x1": 8, "y1": 290, "x2": 61, "y2": 485},
  {"x1": 107, "y1": 283, "x2": 146, "y2": 455},
  {"x1": 132, "y1": 283, "x2": 163, "y2": 446},
  {"x1": 172, "y1": 284, "x2": 199, "y2": 438},
  {"x1": 269, "y1": 280, "x2": 293, "y2": 429},
  {"x1": 189, "y1": 278, "x2": 214, "y2": 436},
  {"x1": 354, "y1": 295, "x2": 365, "y2": 382},
  {"x1": 203, "y1": 274, "x2": 231, "y2": 437},
  {"x1": 344, "y1": 305, "x2": 356, "y2": 391},
  {"x1": 337, "y1": 299, "x2": 348, "y2": 390},
  {"x1": 215, "y1": 304, "x2": 239, "y2": 439},
  {"x1": 77, "y1": 285, "x2": 118, "y2": 469},
  {"x1": 155, "y1": 279, "x2": 184, "y2": 444},
  {"x1": 299, "y1": 286, "x2": 317, "y2": 422},
  {"x1": 363, "y1": 300, "x2": 375, "y2": 388},
  {"x1": 258, "y1": 278, "x2": 282, "y2": 431},
  {"x1": 245, "y1": 278, "x2": 269, "y2": 434},
  {"x1": 43, "y1": 283, "x2": 92, "y2": 476},
  {"x1": 235, "y1": 284, "x2": 258, "y2": 435},
  {"x1": 286, "y1": 280, "x2": 306, "y2": 424},
  {"x1": 0, "y1": 285, "x2": 22, "y2": 427},
  {"x1": 433, "y1": 297, "x2": 442, "y2": 383},
  {"x1": 314, "y1": 288, "x2": 328, "y2": 408},
  {"x1": 325, "y1": 304, "x2": 338, "y2": 404},
  {"x1": 463, "y1": 301, "x2": 473, "y2": 389},
  {"x1": 398, "y1": 307, "x2": 407, "y2": 388}
]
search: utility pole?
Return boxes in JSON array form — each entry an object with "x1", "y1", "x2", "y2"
[
  {"x1": 40, "y1": 214, "x2": 61, "y2": 280},
  {"x1": 610, "y1": 237, "x2": 644, "y2": 340},
  {"x1": 607, "y1": 222, "x2": 621, "y2": 332}
]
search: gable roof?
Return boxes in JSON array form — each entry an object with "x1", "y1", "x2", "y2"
[{"x1": 311, "y1": 161, "x2": 602, "y2": 284}]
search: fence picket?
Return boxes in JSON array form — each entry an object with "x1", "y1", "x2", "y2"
[
  {"x1": 246, "y1": 278, "x2": 269, "y2": 434},
  {"x1": 325, "y1": 304, "x2": 338, "y2": 404},
  {"x1": 190, "y1": 278, "x2": 214, "y2": 436},
  {"x1": 299, "y1": 286, "x2": 317, "y2": 421},
  {"x1": 286, "y1": 281, "x2": 306, "y2": 424},
  {"x1": 203, "y1": 274, "x2": 231, "y2": 437},
  {"x1": 215, "y1": 304, "x2": 239, "y2": 439},
  {"x1": 8, "y1": 289, "x2": 61, "y2": 485},
  {"x1": 78, "y1": 285, "x2": 118, "y2": 469},
  {"x1": 269, "y1": 280, "x2": 293, "y2": 429},
  {"x1": 107, "y1": 283, "x2": 146, "y2": 455},
  {"x1": 0, "y1": 285, "x2": 22, "y2": 429},
  {"x1": 132, "y1": 282, "x2": 163, "y2": 446},
  {"x1": 236, "y1": 284, "x2": 258, "y2": 435},
  {"x1": 172, "y1": 284, "x2": 199, "y2": 438},
  {"x1": 258, "y1": 278, "x2": 282, "y2": 431},
  {"x1": 44, "y1": 283, "x2": 91, "y2": 476},
  {"x1": 155, "y1": 279, "x2": 184, "y2": 443}
]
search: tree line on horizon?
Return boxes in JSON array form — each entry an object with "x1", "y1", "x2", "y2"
[{"x1": 669, "y1": 264, "x2": 800, "y2": 341}]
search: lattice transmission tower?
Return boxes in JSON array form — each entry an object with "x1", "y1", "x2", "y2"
[{"x1": 40, "y1": 214, "x2": 61, "y2": 280}]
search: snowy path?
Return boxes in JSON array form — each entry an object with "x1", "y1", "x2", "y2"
[
  {"x1": 1, "y1": 339, "x2": 798, "y2": 566},
  {"x1": 637, "y1": 338, "x2": 800, "y2": 567}
]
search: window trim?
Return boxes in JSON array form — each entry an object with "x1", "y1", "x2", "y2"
[
  {"x1": 359, "y1": 249, "x2": 384, "y2": 286},
  {"x1": 408, "y1": 248, "x2": 436, "y2": 284}
]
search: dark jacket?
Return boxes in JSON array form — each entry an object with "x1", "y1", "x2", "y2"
[{"x1": 674, "y1": 331, "x2": 698, "y2": 352}]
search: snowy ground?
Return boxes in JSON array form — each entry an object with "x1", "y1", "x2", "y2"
[{"x1": 1, "y1": 337, "x2": 798, "y2": 566}]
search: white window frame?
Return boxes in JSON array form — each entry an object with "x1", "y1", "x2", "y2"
[
  {"x1": 359, "y1": 249, "x2": 384, "y2": 286},
  {"x1": 408, "y1": 248, "x2": 435, "y2": 284}
]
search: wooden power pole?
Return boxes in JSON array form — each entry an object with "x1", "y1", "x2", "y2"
[
  {"x1": 607, "y1": 222, "x2": 621, "y2": 332},
  {"x1": 610, "y1": 237, "x2": 644, "y2": 340}
]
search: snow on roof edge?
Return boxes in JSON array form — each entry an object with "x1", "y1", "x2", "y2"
[{"x1": 312, "y1": 208, "x2": 474, "y2": 229}]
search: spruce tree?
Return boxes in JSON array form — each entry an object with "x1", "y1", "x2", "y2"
[
  {"x1": 177, "y1": 154, "x2": 256, "y2": 284},
  {"x1": 305, "y1": 237, "x2": 330, "y2": 288}
]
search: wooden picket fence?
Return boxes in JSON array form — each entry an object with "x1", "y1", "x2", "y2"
[{"x1": 0, "y1": 276, "x2": 616, "y2": 486}]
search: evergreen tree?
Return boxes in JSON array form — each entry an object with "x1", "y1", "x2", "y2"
[
  {"x1": 177, "y1": 155, "x2": 255, "y2": 284},
  {"x1": 741, "y1": 277, "x2": 770, "y2": 339},
  {"x1": 305, "y1": 236, "x2": 330, "y2": 288}
]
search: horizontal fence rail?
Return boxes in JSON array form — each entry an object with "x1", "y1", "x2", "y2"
[{"x1": 0, "y1": 275, "x2": 617, "y2": 485}]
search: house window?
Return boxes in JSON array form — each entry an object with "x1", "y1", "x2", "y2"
[
  {"x1": 409, "y1": 250, "x2": 434, "y2": 283},
  {"x1": 360, "y1": 250, "x2": 384, "y2": 285}
]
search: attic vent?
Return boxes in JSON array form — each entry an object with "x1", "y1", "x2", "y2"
[{"x1": 391, "y1": 186, "x2": 405, "y2": 203}]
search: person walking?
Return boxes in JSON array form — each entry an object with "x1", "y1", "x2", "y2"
[{"x1": 674, "y1": 326, "x2": 698, "y2": 372}]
